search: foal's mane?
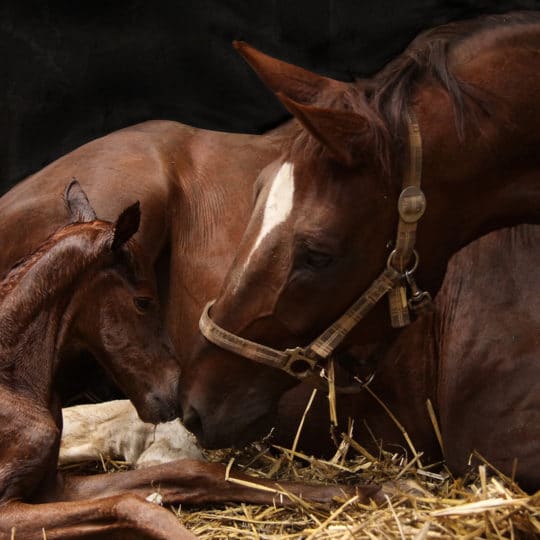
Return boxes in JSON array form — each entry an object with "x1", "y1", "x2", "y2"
[
  {"x1": 0, "y1": 223, "x2": 104, "y2": 301},
  {"x1": 290, "y1": 11, "x2": 540, "y2": 176},
  {"x1": 0, "y1": 222, "x2": 145, "y2": 303}
]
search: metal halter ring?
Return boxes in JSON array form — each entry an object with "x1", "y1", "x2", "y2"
[
  {"x1": 386, "y1": 248, "x2": 419, "y2": 275},
  {"x1": 282, "y1": 347, "x2": 319, "y2": 379}
]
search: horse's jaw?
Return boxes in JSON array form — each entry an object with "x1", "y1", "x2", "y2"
[{"x1": 183, "y1": 402, "x2": 277, "y2": 449}]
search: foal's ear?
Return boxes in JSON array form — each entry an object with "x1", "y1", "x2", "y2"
[
  {"x1": 234, "y1": 41, "x2": 346, "y2": 104},
  {"x1": 64, "y1": 179, "x2": 98, "y2": 223},
  {"x1": 111, "y1": 202, "x2": 141, "y2": 250},
  {"x1": 278, "y1": 93, "x2": 370, "y2": 166}
]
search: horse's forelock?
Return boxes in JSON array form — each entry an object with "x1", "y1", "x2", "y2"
[{"x1": 287, "y1": 84, "x2": 394, "y2": 180}]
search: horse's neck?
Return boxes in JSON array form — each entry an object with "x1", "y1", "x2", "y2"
[
  {"x1": 414, "y1": 37, "x2": 540, "y2": 293},
  {"x1": 353, "y1": 314, "x2": 440, "y2": 459},
  {"x1": 0, "y1": 234, "x2": 101, "y2": 402},
  {"x1": 168, "y1": 121, "x2": 294, "y2": 356}
]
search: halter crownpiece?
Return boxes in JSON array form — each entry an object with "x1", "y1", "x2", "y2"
[{"x1": 199, "y1": 109, "x2": 433, "y2": 390}]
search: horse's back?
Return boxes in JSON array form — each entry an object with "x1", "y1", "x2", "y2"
[
  {"x1": 0, "y1": 119, "x2": 286, "y2": 275},
  {"x1": 0, "y1": 121, "x2": 195, "y2": 270}
]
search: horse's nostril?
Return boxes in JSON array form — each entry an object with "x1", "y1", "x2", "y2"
[{"x1": 182, "y1": 405, "x2": 203, "y2": 439}]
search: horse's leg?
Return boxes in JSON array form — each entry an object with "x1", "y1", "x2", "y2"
[
  {"x1": 58, "y1": 459, "x2": 381, "y2": 505},
  {"x1": 436, "y1": 228, "x2": 540, "y2": 491},
  {"x1": 0, "y1": 496, "x2": 195, "y2": 539}
]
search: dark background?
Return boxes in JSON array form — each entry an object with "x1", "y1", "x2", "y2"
[{"x1": 2, "y1": 0, "x2": 539, "y2": 194}]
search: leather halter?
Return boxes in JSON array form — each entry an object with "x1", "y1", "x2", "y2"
[{"x1": 199, "y1": 110, "x2": 431, "y2": 392}]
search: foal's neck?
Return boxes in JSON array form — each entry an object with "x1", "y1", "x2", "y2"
[{"x1": 0, "y1": 229, "x2": 106, "y2": 403}]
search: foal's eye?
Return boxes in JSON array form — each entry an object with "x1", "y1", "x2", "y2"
[{"x1": 133, "y1": 296, "x2": 152, "y2": 312}]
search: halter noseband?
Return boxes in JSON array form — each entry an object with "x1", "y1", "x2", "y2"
[{"x1": 199, "y1": 110, "x2": 432, "y2": 393}]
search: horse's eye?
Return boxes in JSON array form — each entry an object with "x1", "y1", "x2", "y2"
[
  {"x1": 302, "y1": 249, "x2": 334, "y2": 271},
  {"x1": 133, "y1": 296, "x2": 152, "y2": 312}
]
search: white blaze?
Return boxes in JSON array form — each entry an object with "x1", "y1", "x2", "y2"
[{"x1": 247, "y1": 162, "x2": 295, "y2": 265}]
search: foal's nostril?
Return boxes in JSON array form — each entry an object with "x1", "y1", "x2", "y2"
[
  {"x1": 145, "y1": 390, "x2": 181, "y2": 423},
  {"x1": 182, "y1": 405, "x2": 203, "y2": 439}
]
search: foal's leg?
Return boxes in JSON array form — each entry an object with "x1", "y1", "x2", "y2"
[
  {"x1": 0, "y1": 390, "x2": 60, "y2": 503},
  {"x1": 0, "y1": 496, "x2": 195, "y2": 539},
  {"x1": 0, "y1": 392, "x2": 193, "y2": 539},
  {"x1": 58, "y1": 459, "x2": 381, "y2": 505}
]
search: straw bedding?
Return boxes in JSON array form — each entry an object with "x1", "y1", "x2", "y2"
[{"x1": 64, "y1": 432, "x2": 540, "y2": 539}]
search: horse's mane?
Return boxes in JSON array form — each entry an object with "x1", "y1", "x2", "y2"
[
  {"x1": 291, "y1": 10, "x2": 540, "y2": 176},
  {"x1": 372, "y1": 11, "x2": 540, "y2": 140}
]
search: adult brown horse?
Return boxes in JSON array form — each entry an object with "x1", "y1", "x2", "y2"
[
  {"x1": 1, "y1": 182, "x2": 374, "y2": 539},
  {"x1": 178, "y1": 12, "x2": 540, "y2": 486}
]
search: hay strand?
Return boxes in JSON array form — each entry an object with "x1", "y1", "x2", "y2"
[
  {"x1": 326, "y1": 361, "x2": 338, "y2": 427},
  {"x1": 426, "y1": 398, "x2": 444, "y2": 454},
  {"x1": 364, "y1": 385, "x2": 423, "y2": 468},
  {"x1": 288, "y1": 388, "x2": 318, "y2": 472}
]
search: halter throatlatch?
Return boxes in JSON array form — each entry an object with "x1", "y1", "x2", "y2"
[{"x1": 199, "y1": 109, "x2": 433, "y2": 392}]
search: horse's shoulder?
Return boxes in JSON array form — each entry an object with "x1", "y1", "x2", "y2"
[{"x1": 436, "y1": 225, "x2": 540, "y2": 351}]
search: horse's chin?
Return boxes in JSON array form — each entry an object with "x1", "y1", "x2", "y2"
[{"x1": 187, "y1": 408, "x2": 276, "y2": 450}]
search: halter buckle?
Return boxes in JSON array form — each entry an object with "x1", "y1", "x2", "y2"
[{"x1": 398, "y1": 186, "x2": 426, "y2": 223}]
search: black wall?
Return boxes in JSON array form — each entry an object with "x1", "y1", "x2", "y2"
[{"x1": 2, "y1": 0, "x2": 539, "y2": 193}]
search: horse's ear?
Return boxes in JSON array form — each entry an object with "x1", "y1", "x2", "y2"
[
  {"x1": 111, "y1": 202, "x2": 140, "y2": 250},
  {"x1": 234, "y1": 41, "x2": 346, "y2": 104},
  {"x1": 64, "y1": 179, "x2": 97, "y2": 223},
  {"x1": 235, "y1": 42, "x2": 371, "y2": 165},
  {"x1": 278, "y1": 93, "x2": 370, "y2": 166}
]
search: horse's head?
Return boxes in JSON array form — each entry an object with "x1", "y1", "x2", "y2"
[
  {"x1": 181, "y1": 45, "x2": 411, "y2": 447},
  {"x1": 64, "y1": 181, "x2": 181, "y2": 424}
]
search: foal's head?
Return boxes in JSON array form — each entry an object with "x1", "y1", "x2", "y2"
[
  {"x1": 59, "y1": 181, "x2": 182, "y2": 423},
  {"x1": 0, "y1": 181, "x2": 181, "y2": 423}
]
